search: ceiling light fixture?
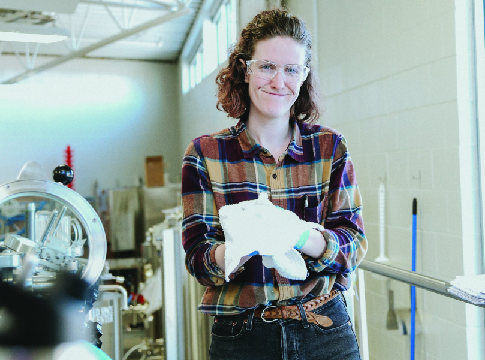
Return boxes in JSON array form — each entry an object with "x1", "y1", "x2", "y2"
[
  {"x1": 0, "y1": 23, "x2": 69, "y2": 44},
  {"x1": 0, "y1": 0, "x2": 80, "y2": 14}
]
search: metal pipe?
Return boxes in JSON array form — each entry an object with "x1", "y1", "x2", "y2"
[
  {"x1": 18, "y1": 254, "x2": 39, "y2": 288},
  {"x1": 25, "y1": 202, "x2": 36, "y2": 241},
  {"x1": 1, "y1": 6, "x2": 191, "y2": 84},
  {"x1": 39, "y1": 209, "x2": 59, "y2": 246},
  {"x1": 358, "y1": 260, "x2": 485, "y2": 307},
  {"x1": 31, "y1": 276, "x2": 56, "y2": 291},
  {"x1": 99, "y1": 284, "x2": 129, "y2": 310},
  {"x1": 104, "y1": 5, "x2": 124, "y2": 31},
  {"x1": 80, "y1": 0, "x2": 174, "y2": 10},
  {"x1": 51, "y1": 206, "x2": 68, "y2": 238},
  {"x1": 74, "y1": 4, "x2": 92, "y2": 50}
]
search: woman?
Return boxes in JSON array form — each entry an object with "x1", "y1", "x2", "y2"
[{"x1": 181, "y1": 9, "x2": 367, "y2": 360}]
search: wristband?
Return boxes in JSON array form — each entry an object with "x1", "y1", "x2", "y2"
[{"x1": 294, "y1": 229, "x2": 310, "y2": 250}]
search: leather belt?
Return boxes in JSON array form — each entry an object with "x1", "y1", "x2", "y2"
[{"x1": 253, "y1": 290, "x2": 339, "y2": 328}]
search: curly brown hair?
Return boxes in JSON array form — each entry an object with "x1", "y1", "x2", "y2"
[{"x1": 216, "y1": 9, "x2": 321, "y2": 124}]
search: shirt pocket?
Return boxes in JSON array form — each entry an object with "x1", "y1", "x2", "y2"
[
  {"x1": 303, "y1": 194, "x2": 323, "y2": 225},
  {"x1": 211, "y1": 316, "x2": 246, "y2": 339}
]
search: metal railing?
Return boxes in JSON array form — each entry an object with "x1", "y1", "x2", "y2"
[{"x1": 359, "y1": 259, "x2": 485, "y2": 308}]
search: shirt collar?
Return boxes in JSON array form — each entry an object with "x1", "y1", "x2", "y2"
[
  {"x1": 236, "y1": 121, "x2": 262, "y2": 158},
  {"x1": 236, "y1": 120, "x2": 307, "y2": 162},
  {"x1": 286, "y1": 121, "x2": 305, "y2": 162}
]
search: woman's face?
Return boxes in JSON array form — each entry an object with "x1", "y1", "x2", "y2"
[{"x1": 245, "y1": 36, "x2": 307, "y2": 123}]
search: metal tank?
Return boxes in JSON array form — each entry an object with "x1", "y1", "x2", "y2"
[{"x1": 0, "y1": 161, "x2": 108, "y2": 357}]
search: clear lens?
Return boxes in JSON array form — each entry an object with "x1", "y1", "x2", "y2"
[
  {"x1": 247, "y1": 60, "x2": 308, "y2": 83},
  {"x1": 257, "y1": 61, "x2": 276, "y2": 73}
]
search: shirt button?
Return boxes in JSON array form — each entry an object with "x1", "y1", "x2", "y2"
[{"x1": 272, "y1": 173, "x2": 277, "y2": 179}]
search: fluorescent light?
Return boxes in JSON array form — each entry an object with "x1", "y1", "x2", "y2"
[
  {"x1": 0, "y1": 0, "x2": 80, "y2": 14},
  {"x1": 0, "y1": 23, "x2": 69, "y2": 43}
]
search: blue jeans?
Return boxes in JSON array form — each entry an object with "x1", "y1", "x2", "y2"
[{"x1": 209, "y1": 294, "x2": 361, "y2": 360}]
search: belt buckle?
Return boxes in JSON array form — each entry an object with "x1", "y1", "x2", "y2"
[{"x1": 261, "y1": 305, "x2": 278, "y2": 323}]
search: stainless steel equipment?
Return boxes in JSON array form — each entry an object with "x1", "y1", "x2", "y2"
[
  {"x1": 0, "y1": 161, "x2": 109, "y2": 358},
  {"x1": 145, "y1": 207, "x2": 211, "y2": 360},
  {"x1": 0, "y1": 161, "x2": 106, "y2": 288},
  {"x1": 108, "y1": 185, "x2": 181, "y2": 253}
]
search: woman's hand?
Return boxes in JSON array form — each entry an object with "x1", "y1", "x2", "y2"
[
  {"x1": 298, "y1": 229, "x2": 327, "y2": 259},
  {"x1": 215, "y1": 244, "x2": 253, "y2": 275},
  {"x1": 216, "y1": 227, "x2": 327, "y2": 276},
  {"x1": 215, "y1": 244, "x2": 226, "y2": 271}
]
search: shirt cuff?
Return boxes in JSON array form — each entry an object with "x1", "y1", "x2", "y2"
[
  {"x1": 207, "y1": 243, "x2": 246, "y2": 283},
  {"x1": 206, "y1": 243, "x2": 225, "y2": 285},
  {"x1": 304, "y1": 229, "x2": 339, "y2": 272}
]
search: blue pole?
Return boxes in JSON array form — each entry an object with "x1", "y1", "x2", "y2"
[{"x1": 411, "y1": 198, "x2": 417, "y2": 360}]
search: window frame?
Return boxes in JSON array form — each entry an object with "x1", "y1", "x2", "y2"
[{"x1": 181, "y1": 0, "x2": 238, "y2": 93}]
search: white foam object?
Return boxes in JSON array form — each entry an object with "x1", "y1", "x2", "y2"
[
  {"x1": 141, "y1": 267, "x2": 163, "y2": 315},
  {"x1": 219, "y1": 193, "x2": 324, "y2": 281},
  {"x1": 16, "y1": 161, "x2": 48, "y2": 181},
  {"x1": 375, "y1": 182, "x2": 389, "y2": 264}
]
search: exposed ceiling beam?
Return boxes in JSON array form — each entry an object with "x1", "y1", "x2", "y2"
[
  {"x1": 180, "y1": 0, "x2": 215, "y2": 59},
  {"x1": 79, "y1": 0, "x2": 174, "y2": 10},
  {"x1": 1, "y1": 5, "x2": 191, "y2": 84}
]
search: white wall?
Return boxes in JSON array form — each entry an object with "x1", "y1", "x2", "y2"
[
  {"x1": 0, "y1": 56, "x2": 180, "y2": 197},
  {"x1": 292, "y1": 0, "x2": 480, "y2": 359},
  {"x1": 313, "y1": 1, "x2": 461, "y2": 270},
  {"x1": 179, "y1": 64, "x2": 230, "y2": 155}
]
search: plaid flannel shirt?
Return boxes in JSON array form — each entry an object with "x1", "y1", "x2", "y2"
[{"x1": 181, "y1": 120, "x2": 367, "y2": 315}]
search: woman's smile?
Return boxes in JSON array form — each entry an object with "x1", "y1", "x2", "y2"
[{"x1": 245, "y1": 36, "x2": 306, "y2": 122}]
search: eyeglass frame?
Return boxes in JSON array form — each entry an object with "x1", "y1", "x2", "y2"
[{"x1": 245, "y1": 60, "x2": 310, "y2": 83}]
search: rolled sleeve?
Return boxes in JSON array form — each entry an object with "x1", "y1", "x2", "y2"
[
  {"x1": 305, "y1": 135, "x2": 367, "y2": 275},
  {"x1": 182, "y1": 141, "x2": 226, "y2": 286},
  {"x1": 303, "y1": 230, "x2": 340, "y2": 272},
  {"x1": 206, "y1": 243, "x2": 225, "y2": 285}
]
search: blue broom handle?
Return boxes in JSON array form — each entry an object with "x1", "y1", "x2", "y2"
[
  {"x1": 412, "y1": 199, "x2": 417, "y2": 272},
  {"x1": 411, "y1": 198, "x2": 417, "y2": 360}
]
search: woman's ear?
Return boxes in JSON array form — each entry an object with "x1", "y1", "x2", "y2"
[{"x1": 239, "y1": 59, "x2": 249, "y2": 83}]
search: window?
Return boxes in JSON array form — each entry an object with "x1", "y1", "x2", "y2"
[
  {"x1": 215, "y1": 5, "x2": 228, "y2": 65},
  {"x1": 226, "y1": 0, "x2": 237, "y2": 57},
  {"x1": 215, "y1": 0, "x2": 237, "y2": 65},
  {"x1": 188, "y1": 42, "x2": 203, "y2": 90},
  {"x1": 183, "y1": 0, "x2": 238, "y2": 93}
]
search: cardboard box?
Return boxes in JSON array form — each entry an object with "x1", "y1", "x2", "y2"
[{"x1": 144, "y1": 156, "x2": 164, "y2": 187}]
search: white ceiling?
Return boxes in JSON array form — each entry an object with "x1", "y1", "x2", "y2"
[{"x1": 0, "y1": 0, "x2": 203, "y2": 82}]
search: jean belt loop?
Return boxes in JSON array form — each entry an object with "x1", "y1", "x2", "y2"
[
  {"x1": 246, "y1": 309, "x2": 255, "y2": 331},
  {"x1": 297, "y1": 302, "x2": 310, "y2": 329}
]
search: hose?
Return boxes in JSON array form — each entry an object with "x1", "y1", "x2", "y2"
[{"x1": 122, "y1": 343, "x2": 147, "y2": 360}]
